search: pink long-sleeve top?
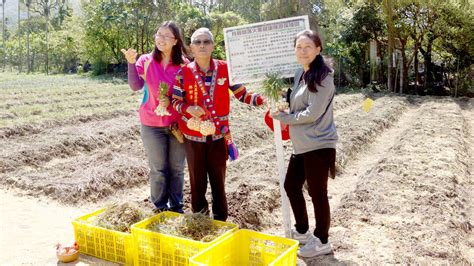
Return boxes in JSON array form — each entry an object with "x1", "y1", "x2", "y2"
[{"x1": 127, "y1": 53, "x2": 182, "y2": 127}]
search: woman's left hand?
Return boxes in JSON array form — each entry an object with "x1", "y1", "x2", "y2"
[{"x1": 270, "y1": 110, "x2": 282, "y2": 119}]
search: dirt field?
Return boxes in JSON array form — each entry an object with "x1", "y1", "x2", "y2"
[{"x1": 0, "y1": 73, "x2": 472, "y2": 265}]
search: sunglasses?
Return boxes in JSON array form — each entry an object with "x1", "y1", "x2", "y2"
[{"x1": 192, "y1": 39, "x2": 213, "y2": 46}]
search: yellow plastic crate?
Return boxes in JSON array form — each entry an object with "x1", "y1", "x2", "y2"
[
  {"x1": 189, "y1": 229, "x2": 298, "y2": 266},
  {"x1": 72, "y1": 208, "x2": 135, "y2": 265},
  {"x1": 131, "y1": 211, "x2": 238, "y2": 266}
]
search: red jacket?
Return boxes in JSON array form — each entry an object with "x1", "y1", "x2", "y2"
[{"x1": 172, "y1": 59, "x2": 263, "y2": 142}]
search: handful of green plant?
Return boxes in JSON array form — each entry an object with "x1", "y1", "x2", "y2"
[
  {"x1": 155, "y1": 82, "x2": 171, "y2": 116},
  {"x1": 262, "y1": 73, "x2": 289, "y2": 112}
]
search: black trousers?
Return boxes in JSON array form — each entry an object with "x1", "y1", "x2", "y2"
[
  {"x1": 284, "y1": 148, "x2": 336, "y2": 243},
  {"x1": 184, "y1": 137, "x2": 228, "y2": 221}
]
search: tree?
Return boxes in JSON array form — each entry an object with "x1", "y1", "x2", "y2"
[
  {"x1": 31, "y1": 0, "x2": 59, "y2": 74},
  {"x1": 436, "y1": 0, "x2": 473, "y2": 96},
  {"x1": 174, "y1": 2, "x2": 211, "y2": 41},
  {"x1": 341, "y1": 3, "x2": 385, "y2": 86},
  {"x1": 209, "y1": 11, "x2": 247, "y2": 59},
  {"x1": 260, "y1": 0, "x2": 298, "y2": 21},
  {"x1": 124, "y1": 0, "x2": 166, "y2": 54},
  {"x1": 392, "y1": 0, "x2": 471, "y2": 93},
  {"x1": 48, "y1": 15, "x2": 82, "y2": 73},
  {"x1": 217, "y1": 0, "x2": 266, "y2": 22}
]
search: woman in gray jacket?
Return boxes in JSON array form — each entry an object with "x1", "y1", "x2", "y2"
[{"x1": 272, "y1": 29, "x2": 337, "y2": 258}]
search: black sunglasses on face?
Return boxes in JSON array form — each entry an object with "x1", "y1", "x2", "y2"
[{"x1": 192, "y1": 40, "x2": 213, "y2": 45}]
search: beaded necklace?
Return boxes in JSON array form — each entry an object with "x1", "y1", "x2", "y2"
[{"x1": 190, "y1": 60, "x2": 219, "y2": 124}]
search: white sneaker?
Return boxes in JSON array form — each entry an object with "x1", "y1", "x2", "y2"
[
  {"x1": 291, "y1": 228, "x2": 315, "y2": 245},
  {"x1": 298, "y1": 237, "x2": 332, "y2": 257}
]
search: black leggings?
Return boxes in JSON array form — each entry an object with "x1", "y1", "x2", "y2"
[{"x1": 284, "y1": 148, "x2": 336, "y2": 243}]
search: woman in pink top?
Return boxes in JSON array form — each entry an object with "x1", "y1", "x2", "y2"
[{"x1": 122, "y1": 21, "x2": 188, "y2": 213}]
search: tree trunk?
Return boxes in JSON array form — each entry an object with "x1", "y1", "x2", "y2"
[
  {"x1": 359, "y1": 48, "x2": 366, "y2": 86},
  {"x1": 394, "y1": 52, "x2": 399, "y2": 93},
  {"x1": 135, "y1": 8, "x2": 139, "y2": 52},
  {"x1": 26, "y1": 0, "x2": 33, "y2": 74},
  {"x1": 401, "y1": 58, "x2": 408, "y2": 94},
  {"x1": 18, "y1": 0, "x2": 22, "y2": 72},
  {"x1": 414, "y1": 43, "x2": 419, "y2": 87},
  {"x1": 2, "y1": 0, "x2": 5, "y2": 72},
  {"x1": 370, "y1": 40, "x2": 378, "y2": 83},
  {"x1": 383, "y1": 0, "x2": 395, "y2": 92},
  {"x1": 141, "y1": 21, "x2": 145, "y2": 54},
  {"x1": 208, "y1": 0, "x2": 214, "y2": 13},
  {"x1": 399, "y1": 39, "x2": 409, "y2": 94},
  {"x1": 31, "y1": 49, "x2": 35, "y2": 70},
  {"x1": 419, "y1": 28, "x2": 438, "y2": 90},
  {"x1": 423, "y1": 36, "x2": 435, "y2": 89},
  {"x1": 45, "y1": 12, "x2": 49, "y2": 74},
  {"x1": 376, "y1": 40, "x2": 384, "y2": 84}
]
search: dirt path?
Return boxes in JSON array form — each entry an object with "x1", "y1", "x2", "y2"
[
  {"x1": 0, "y1": 186, "x2": 152, "y2": 265},
  {"x1": 0, "y1": 189, "x2": 91, "y2": 264}
]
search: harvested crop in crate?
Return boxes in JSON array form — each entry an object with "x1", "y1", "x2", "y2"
[
  {"x1": 148, "y1": 213, "x2": 232, "y2": 242},
  {"x1": 94, "y1": 203, "x2": 152, "y2": 233}
]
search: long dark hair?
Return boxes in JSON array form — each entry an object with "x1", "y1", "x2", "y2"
[
  {"x1": 294, "y1": 30, "x2": 331, "y2": 93},
  {"x1": 152, "y1": 21, "x2": 189, "y2": 65}
]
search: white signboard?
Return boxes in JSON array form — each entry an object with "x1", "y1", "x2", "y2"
[{"x1": 224, "y1": 16, "x2": 310, "y2": 85}]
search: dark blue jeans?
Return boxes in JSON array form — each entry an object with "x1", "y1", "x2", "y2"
[{"x1": 141, "y1": 125, "x2": 186, "y2": 212}]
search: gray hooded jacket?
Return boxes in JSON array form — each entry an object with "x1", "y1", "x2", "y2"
[{"x1": 273, "y1": 68, "x2": 338, "y2": 154}]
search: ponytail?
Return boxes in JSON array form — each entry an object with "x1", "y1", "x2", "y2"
[{"x1": 303, "y1": 54, "x2": 330, "y2": 93}]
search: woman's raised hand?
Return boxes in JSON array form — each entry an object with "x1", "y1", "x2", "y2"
[{"x1": 121, "y1": 48, "x2": 138, "y2": 64}]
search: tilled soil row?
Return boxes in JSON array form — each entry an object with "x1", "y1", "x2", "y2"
[
  {"x1": 0, "y1": 81, "x2": 130, "y2": 100},
  {"x1": 328, "y1": 99, "x2": 472, "y2": 264},
  {"x1": 0, "y1": 89, "x2": 135, "y2": 110},
  {"x1": 335, "y1": 95, "x2": 408, "y2": 170},
  {"x1": 0, "y1": 138, "x2": 148, "y2": 203},
  {"x1": 332, "y1": 93, "x2": 367, "y2": 114},
  {"x1": 1, "y1": 96, "x2": 137, "y2": 116},
  {"x1": 1, "y1": 98, "x2": 137, "y2": 123},
  {"x1": 1, "y1": 103, "x2": 138, "y2": 129},
  {"x1": 0, "y1": 115, "x2": 140, "y2": 173},
  {"x1": 0, "y1": 110, "x2": 135, "y2": 138}
]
